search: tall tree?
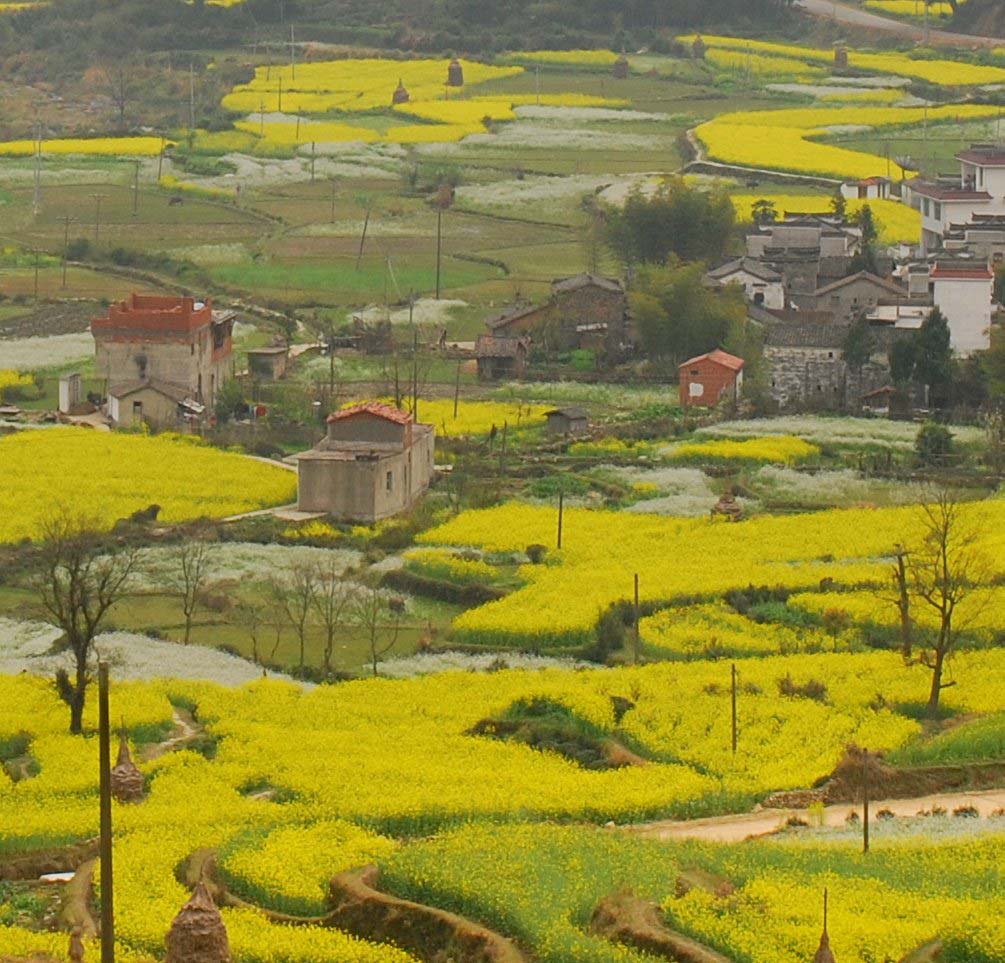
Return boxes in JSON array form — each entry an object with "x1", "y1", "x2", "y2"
[
  {"x1": 32, "y1": 513, "x2": 140, "y2": 734},
  {"x1": 842, "y1": 313, "x2": 875, "y2": 373},
  {"x1": 750, "y1": 198, "x2": 778, "y2": 227},
  {"x1": 271, "y1": 563, "x2": 318, "y2": 671},
  {"x1": 165, "y1": 534, "x2": 214, "y2": 645},
  {"x1": 312, "y1": 558, "x2": 353, "y2": 679},
  {"x1": 352, "y1": 585, "x2": 402, "y2": 678},
  {"x1": 906, "y1": 491, "x2": 988, "y2": 718},
  {"x1": 604, "y1": 179, "x2": 734, "y2": 267},
  {"x1": 914, "y1": 307, "x2": 953, "y2": 406},
  {"x1": 629, "y1": 262, "x2": 747, "y2": 364}
]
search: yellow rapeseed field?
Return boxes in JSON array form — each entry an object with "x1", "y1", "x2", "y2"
[
  {"x1": 697, "y1": 104, "x2": 1002, "y2": 179},
  {"x1": 730, "y1": 194, "x2": 920, "y2": 244},
  {"x1": 0, "y1": 428, "x2": 297, "y2": 542},
  {"x1": 419, "y1": 499, "x2": 1005, "y2": 645},
  {"x1": 667, "y1": 435, "x2": 819, "y2": 465},
  {"x1": 344, "y1": 398, "x2": 549, "y2": 437},
  {"x1": 704, "y1": 48, "x2": 825, "y2": 78},
  {"x1": 684, "y1": 33, "x2": 1005, "y2": 86},
  {"x1": 0, "y1": 136, "x2": 168, "y2": 156}
]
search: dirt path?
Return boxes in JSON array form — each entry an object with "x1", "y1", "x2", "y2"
[
  {"x1": 625, "y1": 787, "x2": 1005, "y2": 843},
  {"x1": 794, "y1": 0, "x2": 1005, "y2": 47},
  {"x1": 141, "y1": 708, "x2": 201, "y2": 761}
]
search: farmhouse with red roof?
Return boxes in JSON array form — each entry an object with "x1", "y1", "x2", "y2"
[
  {"x1": 678, "y1": 349, "x2": 745, "y2": 408},
  {"x1": 295, "y1": 402, "x2": 435, "y2": 522}
]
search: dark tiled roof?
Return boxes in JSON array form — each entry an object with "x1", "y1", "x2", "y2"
[
  {"x1": 108, "y1": 378, "x2": 192, "y2": 403},
  {"x1": 764, "y1": 323, "x2": 849, "y2": 349},
  {"x1": 551, "y1": 273, "x2": 623, "y2": 294},
  {"x1": 814, "y1": 271, "x2": 905, "y2": 298}
]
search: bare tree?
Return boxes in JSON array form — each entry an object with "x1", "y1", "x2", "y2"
[
  {"x1": 165, "y1": 535, "x2": 214, "y2": 645},
  {"x1": 237, "y1": 596, "x2": 283, "y2": 674},
  {"x1": 272, "y1": 563, "x2": 318, "y2": 671},
  {"x1": 312, "y1": 559, "x2": 353, "y2": 678},
  {"x1": 907, "y1": 491, "x2": 989, "y2": 717},
  {"x1": 32, "y1": 512, "x2": 139, "y2": 734},
  {"x1": 352, "y1": 585, "x2": 402, "y2": 677}
]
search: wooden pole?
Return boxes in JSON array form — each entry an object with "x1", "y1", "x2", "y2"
[
  {"x1": 132, "y1": 161, "x2": 139, "y2": 217},
  {"x1": 310, "y1": 141, "x2": 316, "y2": 182},
  {"x1": 330, "y1": 180, "x2": 336, "y2": 222},
  {"x1": 731, "y1": 662, "x2": 738, "y2": 754},
  {"x1": 435, "y1": 207, "x2": 442, "y2": 300},
  {"x1": 33, "y1": 250, "x2": 39, "y2": 301},
  {"x1": 98, "y1": 662, "x2": 115, "y2": 963},
  {"x1": 557, "y1": 491, "x2": 564, "y2": 549},
  {"x1": 633, "y1": 573, "x2": 640, "y2": 664},
  {"x1": 61, "y1": 215, "x2": 72, "y2": 289},
  {"x1": 499, "y1": 420, "x2": 508, "y2": 475},
  {"x1": 862, "y1": 748, "x2": 870, "y2": 854},
  {"x1": 355, "y1": 208, "x2": 370, "y2": 270},
  {"x1": 453, "y1": 360, "x2": 461, "y2": 418}
]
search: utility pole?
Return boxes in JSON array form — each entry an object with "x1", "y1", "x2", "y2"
[
  {"x1": 330, "y1": 180, "x2": 337, "y2": 222},
  {"x1": 189, "y1": 62, "x2": 196, "y2": 132},
  {"x1": 33, "y1": 249, "x2": 39, "y2": 301},
  {"x1": 278, "y1": 75, "x2": 283, "y2": 113},
  {"x1": 290, "y1": 24, "x2": 296, "y2": 81},
  {"x1": 435, "y1": 207, "x2": 442, "y2": 300},
  {"x1": 32, "y1": 114, "x2": 42, "y2": 217},
  {"x1": 410, "y1": 293, "x2": 418, "y2": 420},
  {"x1": 862, "y1": 748, "x2": 870, "y2": 854},
  {"x1": 731, "y1": 662, "x2": 738, "y2": 754},
  {"x1": 60, "y1": 214, "x2": 74, "y2": 289},
  {"x1": 535, "y1": 65, "x2": 540, "y2": 106},
  {"x1": 90, "y1": 193, "x2": 108, "y2": 245},
  {"x1": 632, "y1": 573, "x2": 640, "y2": 664},
  {"x1": 132, "y1": 160, "x2": 140, "y2": 216},
  {"x1": 157, "y1": 136, "x2": 166, "y2": 183},
  {"x1": 260, "y1": 99, "x2": 266, "y2": 136},
  {"x1": 310, "y1": 141, "x2": 316, "y2": 182},
  {"x1": 453, "y1": 359, "x2": 461, "y2": 418},
  {"x1": 557, "y1": 490, "x2": 564, "y2": 549},
  {"x1": 98, "y1": 662, "x2": 115, "y2": 963}
]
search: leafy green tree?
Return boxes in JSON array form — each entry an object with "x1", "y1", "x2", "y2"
[
  {"x1": 850, "y1": 204, "x2": 879, "y2": 274},
  {"x1": 750, "y1": 198, "x2": 778, "y2": 227},
  {"x1": 914, "y1": 307, "x2": 953, "y2": 405},
  {"x1": 830, "y1": 190, "x2": 847, "y2": 220},
  {"x1": 842, "y1": 313, "x2": 875, "y2": 372},
  {"x1": 889, "y1": 335, "x2": 917, "y2": 385},
  {"x1": 630, "y1": 262, "x2": 746, "y2": 364},
  {"x1": 604, "y1": 179, "x2": 734, "y2": 267},
  {"x1": 983, "y1": 325, "x2": 1005, "y2": 401}
]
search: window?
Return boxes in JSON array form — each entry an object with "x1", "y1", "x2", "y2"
[
  {"x1": 689, "y1": 369, "x2": 700, "y2": 376},
  {"x1": 922, "y1": 198, "x2": 931, "y2": 217},
  {"x1": 753, "y1": 292, "x2": 765, "y2": 305},
  {"x1": 386, "y1": 471, "x2": 393, "y2": 492},
  {"x1": 827, "y1": 352, "x2": 834, "y2": 359},
  {"x1": 933, "y1": 201, "x2": 942, "y2": 221}
]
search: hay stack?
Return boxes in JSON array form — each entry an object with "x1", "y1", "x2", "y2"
[
  {"x1": 165, "y1": 882, "x2": 231, "y2": 963},
  {"x1": 392, "y1": 79, "x2": 410, "y2": 105},
  {"x1": 834, "y1": 44, "x2": 848, "y2": 69},
  {"x1": 692, "y1": 35, "x2": 706, "y2": 59},
  {"x1": 110, "y1": 733, "x2": 144, "y2": 803},
  {"x1": 447, "y1": 58, "x2": 464, "y2": 87},
  {"x1": 612, "y1": 53, "x2": 629, "y2": 79}
]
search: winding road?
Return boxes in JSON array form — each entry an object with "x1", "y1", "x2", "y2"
[{"x1": 794, "y1": 0, "x2": 1005, "y2": 48}]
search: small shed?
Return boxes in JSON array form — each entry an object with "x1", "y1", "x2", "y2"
[
  {"x1": 475, "y1": 334, "x2": 530, "y2": 380},
  {"x1": 58, "y1": 372, "x2": 82, "y2": 414},
  {"x1": 678, "y1": 349, "x2": 745, "y2": 408},
  {"x1": 840, "y1": 177, "x2": 891, "y2": 201},
  {"x1": 545, "y1": 406, "x2": 589, "y2": 437},
  {"x1": 108, "y1": 379, "x2": 205, "y2": 428},
  {"x1": 392, "y1": 78, "x2": 410, "y2": 105},
  {"x1": 447, "y1": 58, "x2": 464, "y2": 87},
  {"x1": 247, "y1": 345, "x2": 290, "y2": 381}
]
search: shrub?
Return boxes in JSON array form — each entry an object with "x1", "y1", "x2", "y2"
[
  {"x1": 915, "y1": 422, "x2": 953, "y2": 467},
  {"x1": 778, "y1": 674, "x2": 828, "y2": 702},
  {"x1": 526, "y1": 544, "x2": 547, "y2": 564}
]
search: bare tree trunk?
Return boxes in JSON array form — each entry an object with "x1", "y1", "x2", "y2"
[{"x1": 927, "y1": 646, "x2": 946, "y2": 717}]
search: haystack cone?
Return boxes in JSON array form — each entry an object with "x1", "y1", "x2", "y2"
[
  {"x1": 447, "y1": 57, "x2": 464, "y2": 87},
  {"x1": 166, "y1": 881, "x2": 231, "y2": 963},
  {"x1": 692, "y1": 35, "x2": 706, "y2": 59},
  {"x1": 613, "y1": 50, "x2": 629, "y2": 79},
  {"x1": 110, "y1": 731, "x2": 144, "y2": 803},
  {"x1": 813, "y1": 889, "x2": 836, "y2": 963},
  {"x1": 392, "y1": 78, "x2": 410, "y2": 105}
]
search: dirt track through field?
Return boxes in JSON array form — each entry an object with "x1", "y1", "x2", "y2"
[
  {"x1": 794, "y1": 0, "x2": 1005, "y2": 47},
  {"x1": 625, "y1": 787, "x2": 1005, "y2": 842}
]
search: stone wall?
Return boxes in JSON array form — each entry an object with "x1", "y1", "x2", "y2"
[{"x1": 767, "y1": 347, "x2": 888, "y2": 410}]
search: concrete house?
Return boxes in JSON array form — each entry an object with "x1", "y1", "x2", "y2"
[
  {"x1": 812, "y1": 271, "x2": 907, "y2": 322},
  {"x1": 247, "y1": 345, "x2": 289, "y2": 381},
  {"x1": 92, "y1": 294, "x2": 235, "y2": 427},
  {"x1": 840, "y1": 177, "x2": 891, "y2": 201},
  {"x1": 486, "y1": 274, "x2": 630, "y2": 361},
  {"x1": 929, "y1": 260, "x2": 994, "y2": 353},
  {"x1": 678, "y1": 349, "x2": 744, "y2": 408},
  {"x1": 705, "y1": 258, "x2": 785, "y2": 309},
  {"x1": 903, "y1": 145, "x2": 1005, "y2": 254},
  {"x1": 296, "y1": 402, "x2": 435, "y2": 523}
]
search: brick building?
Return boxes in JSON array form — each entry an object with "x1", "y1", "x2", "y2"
[
  {"x1": 678, "y1": 349, "x2": 744, "y2": 408},
  {"x1": 92, "y1": 294, "x2": 236, "y2": 427},
  {"x1": 296, "y1": 402, "x2": 435, "y2": 523},
  {"x1": 485, "y1": 274, "x2": 631, "y2": 362}
]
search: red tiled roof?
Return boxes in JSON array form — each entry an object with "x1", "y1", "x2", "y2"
[
  {"x1": 679, "y1": 349, "x2": 745, "y2": 372},
  {"x1": 930, "y1": 265, "x2": 993, "y2": 280},
  {"x1": 327, "y1": 402, "x2": 412, "y2": 425}
]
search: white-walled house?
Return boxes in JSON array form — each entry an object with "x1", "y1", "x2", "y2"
[
  {"x1": 929, "y1": 262, "x2": 994, "y2": 353},
  {"x1": 840, "y1": 176, "x2": 891, "y2": 201},
  {"x1": 705, "y1": 258, "x2": 785, "y2": 309},
  {"x1": 904, "y1": 145, "x2": 1005, "y2": 254}
]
